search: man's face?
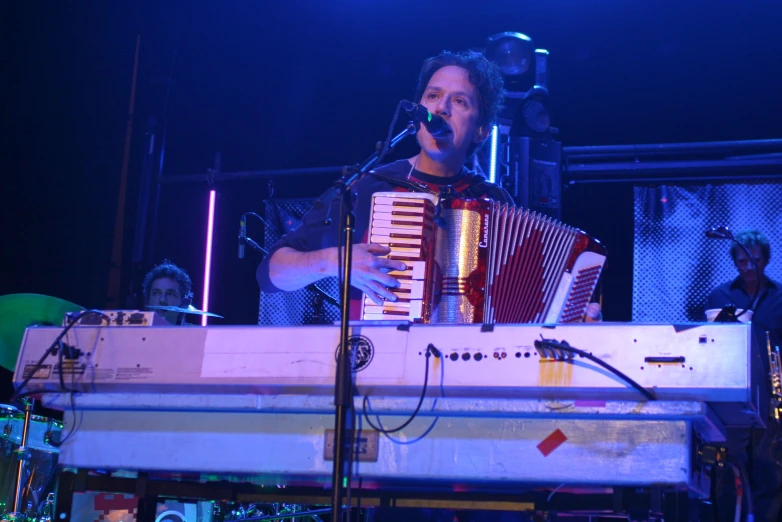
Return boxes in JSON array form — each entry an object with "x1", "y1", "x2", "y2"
[
  {"x1": 734, "y1": 245, "x2": 768, "y2": 285},
  {"x1": 148, "y1": 277, "x2": 185, "y2": 323},
  {"x1": 417, "y1": 65, "x2": 486, "y2": 163}
]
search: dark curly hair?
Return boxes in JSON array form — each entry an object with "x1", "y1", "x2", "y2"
[
  {"x1": 142, "y1": 260, "x2": 193, "y2": 304},
  {"x1": 414, "y1": 50, "x2": 506, "y2": 129},
  {"x1": 730, "y1": 229, "x2": 771, "y2": 262}
]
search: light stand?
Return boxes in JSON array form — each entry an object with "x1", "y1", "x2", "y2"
[
  {"x1": 705, "y1": 225, "x2": 760, "y2": 321},
  {"x1": 320, "y1": 122, "x2": 416, "y2": 522}
]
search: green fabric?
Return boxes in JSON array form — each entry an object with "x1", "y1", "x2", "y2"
[{"x1": 0, "y1": 293, "x2": 83, "y2": 371}]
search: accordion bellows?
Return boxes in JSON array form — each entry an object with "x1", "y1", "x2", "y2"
[{"x1": 361, "y1": 192, "x2": 607, "y2": 324}]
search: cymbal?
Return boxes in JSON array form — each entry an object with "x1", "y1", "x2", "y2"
[
  {"x1": 147, "y1": 305, "x2": 224, "y2": 319},
  {"x1": 0, "y1": 293, "x2": 84, "y2": 371}
]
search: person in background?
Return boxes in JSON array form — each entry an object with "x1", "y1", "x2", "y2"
[
  {"x1": 142, "y1": 260, "x2": 193, "y2": 325},
  {"x1": 706, "y1": 229, "x2": 782, "y2": 334},
  {"x1": 706, "y1": 230, "x2": 782, "y2": 522}
]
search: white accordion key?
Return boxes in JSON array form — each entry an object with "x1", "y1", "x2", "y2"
[
  {"x1": 372, "y1": 212, "x2": 425, "y2": 224},
  {"x1": 363, "y1": 300, "x2": 423, "y2": 321},
  {"x1": 395, "y1": 280, "x2": 424, "y2": 299},
  {"x1": 387, "y1": 246, "x2": 421, "y2": 259},
  {"x1": 388, "y1": 261, "x2": 426, "y2": 280},
  {"x1": 370, "y1": 235, "x2": 422, "y2": 246}
]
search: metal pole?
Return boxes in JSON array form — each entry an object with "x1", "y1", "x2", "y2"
[
  {"x1": 106, "y1": 35, "x2": 141, "y2": 308},
  {"x1": 563, "y1": 138, "x2": 782, "y2": 157},
  {"x1": 12, "y1": 401, "x2": 34, "y2": 515}
]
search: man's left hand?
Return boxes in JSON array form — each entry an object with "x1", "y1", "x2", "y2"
[{"x1": 584, "y1": 302, "x2": 603, "y2": 323}]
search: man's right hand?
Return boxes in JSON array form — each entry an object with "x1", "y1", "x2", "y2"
[
  {"x1": 267, "y1": 243, "x2": 407, "y2": 303},
  {"x1": 349, "y1": 243, "x2": 407, "y2": 305}
]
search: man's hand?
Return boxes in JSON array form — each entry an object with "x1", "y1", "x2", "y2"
[
  {"x1": 268, "y1": 244, "x2": 406, "y2": 303},
  {"x1": 349, "y1": 243, "x2": 407, "y2": 305},
  {"x1": 584, "y1": 302, "x2": 603, "y2": 323}
]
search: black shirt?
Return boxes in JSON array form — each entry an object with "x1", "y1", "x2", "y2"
[
  {"x1": 706, "y1": 276, "x2": 782, "y2": 343},
  {"x1": 706, "y1": 276, "x2": 782, "y2": 407}
]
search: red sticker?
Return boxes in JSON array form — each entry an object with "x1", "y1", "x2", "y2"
[{"x1": 537, "y1": 428, "x2": 568, "y2": 457}]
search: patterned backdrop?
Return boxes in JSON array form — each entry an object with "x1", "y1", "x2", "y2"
[
  {"x1": 633, "y1": 183, "x2": 782, "y2": 323},
  {"x1": 257, "y1": 198, "x2": 341, "y2": 326}
]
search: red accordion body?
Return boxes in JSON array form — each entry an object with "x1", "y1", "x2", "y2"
[{"x1": 361, "y1": 192, "x2": 606, "y2": 324}]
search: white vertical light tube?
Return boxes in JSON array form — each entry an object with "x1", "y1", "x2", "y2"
[
  {"x1": 201, "y1": 189, "x2": 216, "y2": 326},
  {"x1": 489, "y1": 124, "x2": 499, "y2": 183}
]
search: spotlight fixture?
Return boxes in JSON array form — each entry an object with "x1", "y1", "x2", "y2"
[
  {"x1": 482, "y1": 32, "x2": 561, "y2": 218},
  {"x1": 484, "y1": 32, "x2": 553, "y2": 136},
  {"x1": 510, "y1": 86, "x2": 552, "y2": 138},
  {"x1": 485, "y1": 32, "x2": 535, "y2": 92}
]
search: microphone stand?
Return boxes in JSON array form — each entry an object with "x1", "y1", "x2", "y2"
[{"x1": 322, "y1": 122, "x2": 416, "y2": 522}]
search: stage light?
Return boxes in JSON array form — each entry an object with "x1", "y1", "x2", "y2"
[
  {"x1": 484, "y1": 32, "x2": 552, "y2": 137},
  {"x1": 485, "y1": 32, "x2": 535, "y2": 92},
  {"x1": 511, "y1": 86, "x2": 552, "y2": 137}
]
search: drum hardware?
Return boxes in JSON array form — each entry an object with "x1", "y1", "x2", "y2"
[
  {"x1": 0, "y1": 400, "x2": 33, "y2": 521},
  {"x1": 147, "y1": 305, "x2": 224, "y2": 318},
  {"x1": 0, "y1": 293, "x2": 75, "y2": 521},
  {"x1": 217, "y1": 502, "x2": 328, "y2": 521},
  {"x1": 1, "y1": 407, "x2": 17, "y2": 444},
  {"x1": 38, "y1": 493, "x2": 54, "y2": 522},
  {"x1": 41, "y1": 420, "x2": 57, "y2": 449},
  {"x1": 12, "y1": 401, "x2": 32, "y2": 520},
  {"x1": 0, "y1": 399, "x2": 61, "y2": 522}
]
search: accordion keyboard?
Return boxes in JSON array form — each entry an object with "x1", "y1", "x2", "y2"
[{"x1": 362, "y1": 193, "x2": 438, "y2": 321}]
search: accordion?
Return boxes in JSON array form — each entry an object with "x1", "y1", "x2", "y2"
[{"x1": 360, "y1": 192, "x2": 607, "y2": 324}]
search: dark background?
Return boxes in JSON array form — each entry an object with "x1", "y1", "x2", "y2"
[{"x1": 2, "y1": 0, "x2": 781, "y2": 326}]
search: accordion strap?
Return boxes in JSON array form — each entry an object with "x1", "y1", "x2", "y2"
[
  {"x1": 369, "y1": 169, "x2": 507, "y2": 203},
  {"x1": 369, "y1": 172, "x2": 436, "y2": 195}
]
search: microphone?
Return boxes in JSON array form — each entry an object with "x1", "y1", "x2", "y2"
[
  {"x1": 400, "y1": 100, "x2": 451, "y2": 137},
  {"x1": 705, "y1": 226, "x2": 733, "y2": 240},
  {"x1": 238, "y1": 214, "x2": 247, "y2": 259},
  {"x1": 237, "y1": 212, "x2": 271, "y2": 259}
]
